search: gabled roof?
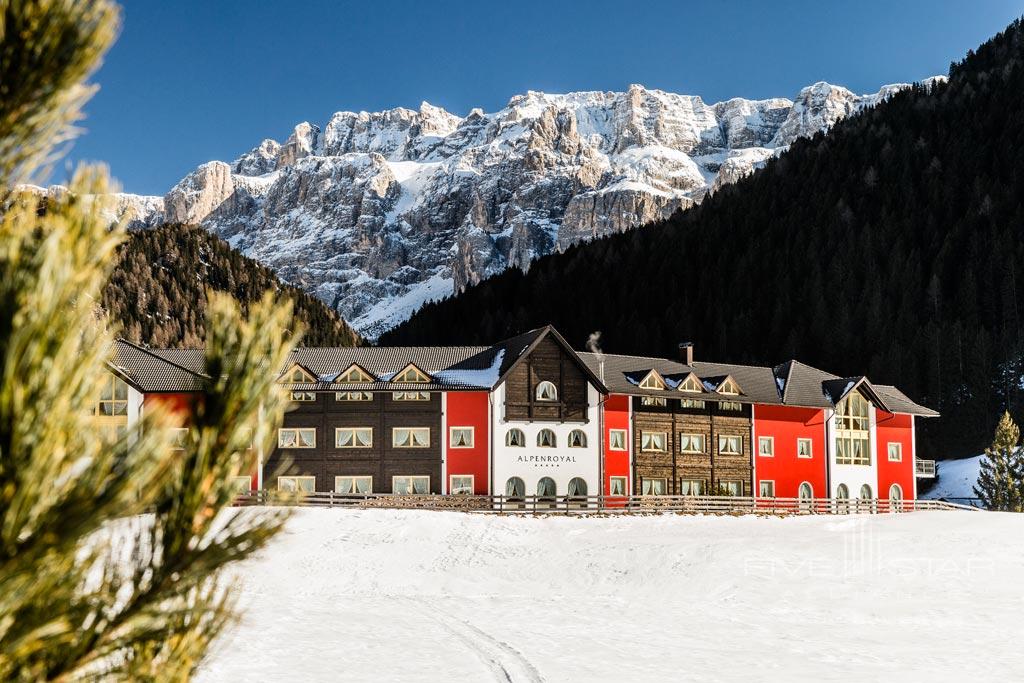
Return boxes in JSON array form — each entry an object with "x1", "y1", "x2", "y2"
[
  {"x1": 872, "y1": 384, "x2": 940, "y2": 417},
  {"x1": 669, "y1": 371, "x2": 705, "y2": 392},
  {"x1": 332, "y1": 362, "x2": 377, "y2": 383},
  {"x1": 109, "y1": 339, "x2": 207, "y2": 393},
  {"x1": 491, "y1": 326, "x2": 608, "y2": 393},
  {"x1": 391, "y1": 362, "x2": 432, "y2": 383},
  {"x1": 773, "y1": 359, "x2": 836, "y2": 408},
  {"x1": 279, "y1": 362, "x2": 317, "y2": 383}
]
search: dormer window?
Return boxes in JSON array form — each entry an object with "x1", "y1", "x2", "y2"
[
  {"x1": 337, "y1": 364, "x2": 374, "y2": 383},
  {"x1": 678, "y1": 374, "x2": 703, "y2": 393},
  {"x1": 717, "y1": 377, "x2": 741, "y2": 395},
  {"x1": 393, "y1": 364, "x2": 431, "y2": 383},
  {"x1": 639, "y1": 370, "x2": 666, "y2": 390},
  {"x1": 535, "y1": 381, "x2": 558, "y2": 402},
  {"x1": 282, "y1": 364, "x2": 316, "y2": 383}
]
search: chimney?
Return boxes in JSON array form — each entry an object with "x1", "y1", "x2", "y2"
[{"x1": 678, "y1": 342, "x2": 694, "y2": 366}]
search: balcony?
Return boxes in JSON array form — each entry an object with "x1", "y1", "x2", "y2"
[{"x1": 915, "y1": 459, "x2": 936, "y2": 478}]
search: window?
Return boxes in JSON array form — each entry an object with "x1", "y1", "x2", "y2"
[
  {"x1": 506, "y1": 428, "x2": 525, "y2": 447},
  {"x1": 718, "y1": 378, "x2": 741, "y2": 395},
  {"x1": 639, "y1": 371, "x2": 665, "y2": 390},
  {"x1": 394, "y1": 364, "x2": 430, "y2": 383},
  {"x1": 758, "y1": 436, "x2": 774, "y2": 457},
  {"x1": 393, "y1": 476, "x2": 430, "y2": 494},
  {"x1": 537, "y1": 429, "x2": 556, "y2": 448},
  {"x1": 836, "y1": 483, "x2": 849, "y2": 499},
  {"x1": 887, "y1": 442, "x2": 903, "y2": 462},
  {"x1": 719, "y1": 401, "x2": 742, "y2": 412},
  {"x1": 450, "y1": 475, "x2": 474, "y2": 495},
  {"x1": 393, "y1": 427, "x2": 430, "y2": 448},
  {"x1": 641, "y1": 431, "x2": 667, "y2": 452},
  {"x1": 505, "y1": 476, "x2": 525, "y2": 498},
  {"x1": 641, "y1": 478, "x2": 667, "y2": 495},
  {"x1": 231, "y1": 476, "x2": 252, "y2": 493},
  {"x1": 336, "y1": 427, "x2": 372, "y2": 449},
  {"x1": 678, "y1": 374, "x2": 703, "y2": 393},
  {"x1": 282, "y1": 365, "x2": 315, "y2": 383},
  {"x1": 278, "y1": 428, "x2": 316, "y2": 448},
  {"x1": 290, "y1": 391, "x2": 316, "y2": 402},
  {"x1": 568, "y1": 429, "x2": 587, "y2": 448},
  {"x1": 641, "y1": 396, "x2": 668, "y2": 407},
  {"x1": 335, "y1": 476, "x2": 372, "y2": 494},
  {"x1": 679, "y1": 398, "x2": 705, "y2": 409},
  {"x1": 680, "y1": 479, "x2": 704, "y2": 496},
  {"x1": 393, "y1": 391, "x2": 430, "y2": 401},
  {"x1": 835, "y1": 392, "x2": 871, "y2": 465},
  {"x1": 278, "y1": 476, "x2": 315, "y2": 492},
  {"x1": 535, "y1": 381, "x2": 558, "y2": 401},
  {"x1": 609, "y1": 429, "x2": 627, "y2": 451},
  {"x1": 94, "y1": 374, "x2": 129, "y2": 416},
  {"x1": 718, "y1": 435, "x2": 741, "y2": 455},
  {"x1": 336, "y1": 391, "x2": 373, "y2": 401},
  {"x1": 679, "y1": 434, "x2": 705, "y2": 454},
  {"x1": 450, "y1": 427, "x2": 474, "y2": 448},
  {"x1": 798, "y1": 482, "x2": 813, "y2": 499},
  {"x1": 567, "y1": 477, "x2": 587, "y2": 497},
  {"x1": 797, "y1": 438, "x2": 813, "y2": 458},
  {"x1": 609, "y1": 477, "x2": 627, "y2": 496},
  {"x1": 337, "y1": 365, "x2": 373, "y2": 383},
  {"x1": 860, "y1": 484, "x2": 873, "y2": 499},
  {"x1": 719, "y1": 480, "x2": 742, "y2": 496},
  {"x1": 889, "y1": 484, "x2": 903, "y2": 505},
  {"x1": 168, "y1": 427, "x2": 189, "y2": 450},
  {"x1": 537, "y1": 477, "x2": 557, "y2": 497},
  {"x1": 759, "y1": 480, "x2": 775, "y2": 497}
]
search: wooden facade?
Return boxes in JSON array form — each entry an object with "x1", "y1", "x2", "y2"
[
  {"x1": 632, "y1": 398, "x2": 753, "y2": 496},
  {"x1": 267, "y1": 391, "x2": 443, "y2": 494},
  {"x1": 503, "y1": 336, "x2": 589, "y2": 423}
]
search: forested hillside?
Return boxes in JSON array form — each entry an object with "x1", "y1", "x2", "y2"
[
  {"x1": 104, "y1": 224, "x2": 361, "y2": 347},
  {"x1": 384, "y1": 19, "x2": 1024, "y2": 459}
]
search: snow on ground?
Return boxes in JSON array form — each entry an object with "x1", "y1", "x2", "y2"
[
  {"x1": 921, "y1": 454, "x2": 984, "y2": 500},
  {"x1": 198, "y1": 508, "x2": 1024, "y2": 682}
]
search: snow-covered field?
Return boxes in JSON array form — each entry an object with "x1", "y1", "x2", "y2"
[
  {"x1": 199, "y1": 509, "x2": 1024, "y2": 682},
  {"x1": 921, "y1": 454, "x2": 983, "y2": 501}
]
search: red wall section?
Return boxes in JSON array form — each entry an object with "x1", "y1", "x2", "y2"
[
  {"x1": 603, "y1": 394, "x2": 631, "y2": 496},
  {"x1": 876, "y1": 411, "x2": 915, "y2": 501},
  {"x1": 144, "y1": 392, "x2": 198, "y2": 418},
  {"x1": 445, "y1": 391, "x2": 490, "y2": 494},
  {"x1": 753, "y1": 405, "x2": 828, "y2": 498}
]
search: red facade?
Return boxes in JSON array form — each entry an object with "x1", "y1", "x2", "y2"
[
  {"x1": 602, "y1": 394, "x2": 631, "y2": 496},
  {"x1": 753, "y1": 405, "x2": 828, "y2": 498},
  {"x1": 144, "y1": 392, "x2": 198, "y2": 417},
  {"x1": 875, "y1": 411, "x2": 915, "y2": 500},
  {"x1": 445, "y1": 391, "x2": 490, "y2": 494}
]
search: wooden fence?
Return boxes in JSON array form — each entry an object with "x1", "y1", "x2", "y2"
[{"x1": 234, "y1": 492, "x2": 980, "y2": 516}]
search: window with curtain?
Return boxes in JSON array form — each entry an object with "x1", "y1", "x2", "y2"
[
  {"x1": 393, "y1": 391, "x2": 430, "y2": 401},
  {"x1": 719, "y1": 480, "x2": 742, "y2": 496},
  {"x1": 506, "y1": 428, "x2": 525, "y2": 447},
  {"x1": 336, "y1": 391, "x2": 373, "y2": 401},
  {"x1": 679, "y1": 434, "x2": 704, "y2": 454},
  {"x1": 641, "y1": 396, "x2": 668, "y2": 407},
  {"x1": 680, "y1": 479, "x2": 704, "y2": 495},
  {"x1": 835, "y1": 392, "x2": 871, "y2": 465},
  {"x1": 537, "y1": 477, "x2": 557, "y2": 497},
  {"x1": 719, "y1": 401, "x2": 742, "y2": 412},
  {"x1": 278, "y1": 476, "x2": 316, "y2": 492},
  {"x1": 758, "y1": 437, "x2": 774, "y2": 457},
  {"x1": 336, "y1": 427, "x2": 372, "y2": 448},
  {"x1": 718, "y1": 435, "x2": 741, "y2": 455},
  {"x1": 797, "y1": 438, "x2": 813, "y2": 458},
  {"x1": 335, "y1": 476, "x2": 372, "y2": 494},
  {"x1": 860, "y1": 484, "x2": 873, "y2": 499},
  {"x1": 641, "y1": 431, "x2": 667, "y2": 452},
  {"x1": 568, "y1": 429, "x2": 587, "y2": 448},
  {"x1": 279, "y1": 428, "x2": 316, "y2": 448},
  {"x1": 535, "y1": 381, "x2": 558, "y2": 401},
  {"x1": 567, "y1": 477, "x2": 587, "y2": 497},
  {"x1": 609, "y1": 477, "x2": 627, "y2": 495},
  {"x1": 95, "y1": 374, "x2": 129, "y2": 416},
  {"x1": 836, "y1": 483, "x2": 850, "y2": 499},
  {"x1": 450, "y1": 427, "x2": 474, "y2": 448},
  {"x1": 290, "y1": 391, "x2": 316, "y2": 402},
  {"x1": 798, "y1": 482, "x2": 813, "y2": 499},
  {"x1": 887, "y1": 442, "x2": 902, "y2": 461},
  {"x1": 505, "y1": 477, "x2": 525, "y2": 497},
  {"x1": 641, "y1": 478, "x2": 667, "y2": 495},
  {"x1": 393, "y1": 427, "x2": 430, "y2": 448},
  {"x1": 450, "y1": 475, "x2": 474, "y2": 495},
  {"x1": 679, "y1": 398, "x2": 705, "y2": 409},
  {"x1": 609, "y1": 429, "x2": 627, "y2": 450},
  {"x1": 759, "y1": 480, "x2": 775, "y2": 497},
  {"x1": 537, "y1": 429, "x2": 556, "y2": 448},
  {"x1": 393, "y1": 476, "x2": 429, "y2": 494}
]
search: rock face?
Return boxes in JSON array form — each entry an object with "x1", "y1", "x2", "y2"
[{"x1": 118, "y1": 78, "x2": 943, "y2": 339}]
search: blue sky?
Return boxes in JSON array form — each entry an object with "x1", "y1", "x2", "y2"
[{"x1": 63, "y1": 0, "x2": 1024, "y2": 195}]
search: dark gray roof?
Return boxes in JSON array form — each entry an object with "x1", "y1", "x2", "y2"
[
  {"x1": 149, "y1": 348, "x2": 205, "y2": 375},
  {"x1": 873, "y1": 384, "x2": 940, "y2": 417},
  {"x1": 110, "y1": 340, "x2": 207, "y2": 393}
]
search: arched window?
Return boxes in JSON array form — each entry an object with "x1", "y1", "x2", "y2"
[
  {"x1": 506, "y1": 428, "x2": 525, "y2": 447},
  {"x1": 567, "y1": 477, "x2": 587, "y2": 497},
  {"x1": 535, "y1": 381, "x2": 558, "y2": 401},
  {"x1": 835, "y1": 483, "x2": 850, "y2": 514},
  {"x1": 859, "y1": 484, "x2": 872, "y2": 499},
  {"x1": 537, "y1": 429, "x2": 556, "y2": 448},
  {"x1": 889, "y1": 484, "x2": 904, "y2": 512},
  {"x1": 537, "y1": 477, "x2": 557, "y2": 497},
  {"x1": 568, "y1": 429, "x2": 587, "y2": 448},
  {"x1": 505, "y1": 476, "x2": 525, "y2": 498},
  {"x1": 836, "y1": 484, "x2": 849, "y2": 499},
  {"x1": 836, "y1": 392, "x2": 871, "y2": 465},
  {"x1": 798, "y1": 482, "x2": 813, "y2": 499}
]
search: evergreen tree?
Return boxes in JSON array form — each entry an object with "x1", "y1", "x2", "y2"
[
  {"x1": 973, "y1": 411, "x2": 1024, "y2": 511},
  {"x1": 0, "y1": 1, "x2": 296, "y2": 678}
]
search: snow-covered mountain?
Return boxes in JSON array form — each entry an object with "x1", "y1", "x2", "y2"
[{"x1": 98, "y1": 78, "x2": 944, "y2": 338}]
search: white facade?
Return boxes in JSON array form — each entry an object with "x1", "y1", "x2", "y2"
[
  {"x1": 490, "y1": 383, "x2": 602, "y2": 497},
  {"x1": 826, "y1": 401, "x2": 878, "y2": 498}
]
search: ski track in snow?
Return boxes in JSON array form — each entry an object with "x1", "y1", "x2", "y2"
[{"x1": 197, "y1": 508, "x2": 1024, "y2": 682}]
